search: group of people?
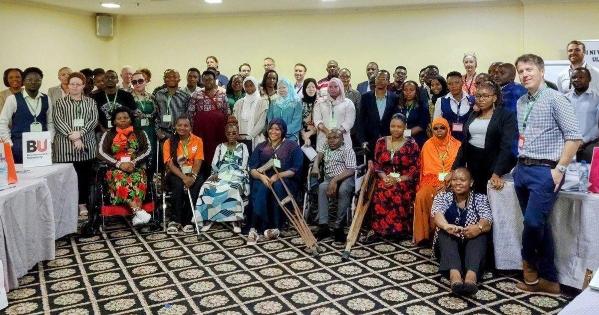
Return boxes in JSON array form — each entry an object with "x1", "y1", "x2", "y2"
[{"x1": 1, "y1": 39, "x2": 596, "y2": 296}]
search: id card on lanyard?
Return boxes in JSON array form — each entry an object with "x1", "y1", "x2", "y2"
[
  {"x1": 106, "y1": 91, "x2": 118, "y2": 128},
  {"x1": 181, "y1": 138, "x2": 192, "y2": 173},
  {"x1": 519, "y1": 89, "x2": 545, "y2": 150},
  {"x1": 162, "y1": 94, "x2": 173, "y2": 123},
  {"x1": 329, "y1": 102, "x2": 337, "y2": 127},
  {"x1": 453, "y1": 99, "x2": 464, "y2": 132},
  {"x1": 25, "y1": 97, "x2": 42, "y2": 132}
]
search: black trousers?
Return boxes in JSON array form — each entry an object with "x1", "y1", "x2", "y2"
[
  {"x1": 438, "y1": 230, "x2": 488, "y2": 277},
  {"x1": 71, "y1": 160, "x2": 95, "y2": 205},
  {"x1": 166, "y1": 172, "x2": 203, "y2": 225}
]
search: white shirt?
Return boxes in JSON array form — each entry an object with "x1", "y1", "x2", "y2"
[
  {"x1": 433, "y1": 92, "x2": 471, "y2": 118},
  {"x1": 565, "y1": 88, "x2": 599, "y2": 143},
  {"x1": 313, "y1": 96, "x2": 356, "y2": 151},
  {"x1": 556, "y1": 62, "x2": 599, "y2": 94},
  {"x1": 0, "y1": 92, "x2": 55, "y2": 144},
  {"x1": 182, "y1": 85, "x2": 201, "y2": 96},
  {"x1": 468, "y1": 118, "x2": 490, "y2": 148}
]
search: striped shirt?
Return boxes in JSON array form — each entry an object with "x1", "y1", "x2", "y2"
[
  {"x1": 154, "y1": 88, "x2": 190, "y2": 132},
  {"x1": 516, "y1": 85, "x2": 582, "y2": 161},
  {"x1": 52, "y1": 95, "x2": 99, "y2": 162},
  {"x1": 320, "y1": 143, "x2": 357, "y2": 179}
]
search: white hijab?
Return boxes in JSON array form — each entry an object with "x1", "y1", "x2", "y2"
[{"x1": 241, "y1": 76, "x2": 261, "y2": 121}]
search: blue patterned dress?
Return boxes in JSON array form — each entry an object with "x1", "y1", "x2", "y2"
[{"x1": 195, "y1": 142, "x2": 249, "y2": 222}]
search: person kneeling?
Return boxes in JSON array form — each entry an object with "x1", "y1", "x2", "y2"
[
  {"x1": 98, "y1": 107, "x2": 152, "y2": 226},
  {"x1": 163, "y1": 116, "x2": 204, "y2": 234},
  {"x1": 432, "y1": 167, "x2": 492, "y2": 295},
  {"x1": 312, "y1": 129, "x2": 356, "y2": 243},
  {"x1": 195, "y1": 117, "x2": 249, "y2": 233}
]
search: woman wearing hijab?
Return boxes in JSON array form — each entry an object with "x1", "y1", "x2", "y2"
[
  {"x1": 300, "y1": 78, "x2": 318, "y2": 147},
  {"x1": 247, "y1": 119, "x2": 303, "y2": 245},
  {"x1": 233, "y1": 76, "x2": 267, "y2": 151},
  {"x1": 312, "y1": 77, "x2": 355, "y2": 151},
  {"x1": 413, "y1": 117, "x2": 461, "y2": 245},
  {"x1": 266, "y1": 78, "x2": 303, "y2": 142}
]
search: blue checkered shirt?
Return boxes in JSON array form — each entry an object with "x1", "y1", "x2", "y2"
[{"x1": 516, "y1": 85, "x2": 582, "y2": 161}]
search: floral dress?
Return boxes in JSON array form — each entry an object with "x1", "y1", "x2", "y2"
[
  {"x1": 105, "y1": 128, "x2": 148, "y2": 205},
  {"x1": 371, "y1": 136, "x2": 420, "y2": 236}
]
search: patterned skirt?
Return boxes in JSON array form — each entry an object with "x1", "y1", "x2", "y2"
[
  {"x1": 105, "y1": 168, "x2": 147, "y2": 206},
  {"x1": 195, "y1": 172, "x2": 246, "y2": 222}
]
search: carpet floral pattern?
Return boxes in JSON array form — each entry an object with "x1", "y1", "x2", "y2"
[{"x1": 1, "y1": 220, "x2": 571, "y2": 314}]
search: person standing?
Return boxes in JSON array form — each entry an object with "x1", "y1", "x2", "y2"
[
  {"x1": 312, "y1": 78, "x2": 355, "y2": 151},
  {"x1": 183, "y1": 68, "x2": 201, "y2": 95},
  {"x1": 0, "y1": 68, "x2": 23, "y2": 112},
  {"x1": 557, "y1": 40, "x2": 599, "y2": 94},
  {"x1": 565, "y1": 67, "x2": 599, "y2": 162},
  {"x1": 91, "y1": 70, "x2": 136, "y2": 132},
  {"x1": 206, "y1": 56, "x2": 229, "y2": 87},
  {"x1": 294, "y1": 63, "x2": 307, "y2": 98},
  {"x1": 357, "y1": 62, "x2": 379, "y2": 94},
  {"x1": 47, "y1": 67, "x2": 72, "y2": 105},
  {"x1": 513, "y1": 54, "x2": 581, "y2": 294},
  {"x1": 155, "y1": 69, "x2": 190, "y2": 141},
  {"x1": 433, "y1": 71, "x2": 475, "y2": 141},
  {"x1": 317, "y1": 60, "x2": 340, "y2": 96},
  {"x1": 462, "y1": 54, "x2": 478, "y2": 96},
  {"x1": 119, "y1": 65, "x2": 134, "y2": 92}
]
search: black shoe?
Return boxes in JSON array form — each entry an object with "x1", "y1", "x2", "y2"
[
  {"x1": 334, "y1": 228, "x2": 346, "y2": 243},
  {"x1": 316, "y1": 225, "x2": 330, "y2": 240},
  {"x1": 461, "y1": 282, "x2": 478, "y2": 295},
  {"x1": 451, "y1": 282, "x2": 464, "y2": 295}
]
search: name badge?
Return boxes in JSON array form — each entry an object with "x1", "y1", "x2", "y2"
[
  {"x1": 518, "y1": 135, "x2": 525, "y2": 150},
  {"x1": 438, "y1": 172, "x2": 448, "y2": 181},
  {"x1": 403, "y1": 129, "x2": 412, "y2": 138},
  {"x1": 181, "y1": 165, "x2": 192, "y2": 174},
  {"x1": 162, "y1": 114, "x2": 172, "y2": 123},
  {"x1": 120, "y1": 156, "x2": 131, "y2": 163},
  {"x1": 452, "y1": 123, "x2": 463, "y2": 132},
  {"x1": 273, "y1": 158, "x2": 281, "y2": 168},
  {"x1": 73, "y1": 119, "x2": 85, "y2": 127},
  {"x1": 389, "y1": 172, "x2": 400, "y2": 179},
  {"x1": 30, "y1": 122, "x2": 43, "y2": 132},
  {"x1": 107, "y1": 121, "x2": 113, "y2": 128},
  {"x1": 140, "y1": 118, "x2": 149, "y2": 127}
]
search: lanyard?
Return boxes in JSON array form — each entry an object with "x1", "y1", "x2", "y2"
[
  {"x1": 105, "y1": 90, "x2": 119, "y2": 111},
  {"x1": 329, "y1": 100, "x2": 336, "y2": 122},
  {"x1": 454, "y1": 97, "x2": 463, "y2": 123},
  {"x1": 25, "y1": 96, "x2": 41, "y2": 122},
  {"x1": 166, "y1": 94, "x2": 173, "y2": 115},
  {"x1": 404, "y1": 101, "x2": 415, "y2": 120},
  {"x1": 465, "y1": 73, "x2": 476, "y2": 93},
  {"x1": 522, "y1": 88, "x2": 546, "y2": 131},
  {"x1": 181, "y1": 137, "x2": 190, "y2": 159},
  {"x1": 271, "y1": 141, "x2": 283, "y2": 159},
  {"x1": 433, "y1": 140, "x2": 451, "y2": 172},
  {"x1": 74, "y1": 99, "x2": 83, "y2": 118}
]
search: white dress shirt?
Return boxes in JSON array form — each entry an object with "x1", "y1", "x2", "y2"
[
  {"x1": 0, "y1": 92, "x2": 55, "y2": 144},
  {"x1": 557, "y1": 62, "x2": 599, "y2": 94},
  {"x1": 433, "y1": 92, "x2": 472, "y2": 118},
  {"x1": 565, "y1": 88, "x2": 599, "y2": 143}
]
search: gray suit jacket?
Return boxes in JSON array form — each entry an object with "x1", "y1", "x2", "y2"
[{"x1": 47, "y1": 85, "x2": 66, "y2": 105}]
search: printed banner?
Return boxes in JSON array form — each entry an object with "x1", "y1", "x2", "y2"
[{"x1": 22, "y1": 131, "x2": 52, "y2": 168}]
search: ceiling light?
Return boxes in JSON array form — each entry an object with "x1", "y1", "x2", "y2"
[
  {"x1": 205, "y1": 0, "x2": 223, "y2": 4},
  {"x1": 101, "y1": 2, "x2": 121, "y2": 9}
]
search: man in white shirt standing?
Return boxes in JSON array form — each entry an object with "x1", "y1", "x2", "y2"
[
  {"x1": 0, "y1": 67, "x2": 54, "y2": 163},
  {"x1": 557, "y1": 40, "x2": 599, "y2": 94},
  {"x1": 47, "y1": 67, "x2": 72, "y2": 105},
  {"x1": 565, "y1": 67, "x2": 599, "y2": 162},
  {"x1": 294, "y1": 63, "x2": 307, "y2": 98}
]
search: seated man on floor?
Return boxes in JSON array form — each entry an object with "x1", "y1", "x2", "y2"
[{"x1": 312, "y1": 128, "x2": 356, "y2": 243}]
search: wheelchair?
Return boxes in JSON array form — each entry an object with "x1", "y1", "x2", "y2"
[{"x1": 82, "y1": 161, "x2": 163, "y2": 235}]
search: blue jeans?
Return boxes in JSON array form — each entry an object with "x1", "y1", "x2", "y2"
[{"x1": 513, "y1": 164, "x2": 561, "y2": 282}]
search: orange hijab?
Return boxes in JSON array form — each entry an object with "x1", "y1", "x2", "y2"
[{"x1": 420, "y1": 117, "x2": 461, "y2": 181}]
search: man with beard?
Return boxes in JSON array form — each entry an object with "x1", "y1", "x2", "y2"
[{"x1": 557, "y1": 40, "x2": 599, "y2": 94}]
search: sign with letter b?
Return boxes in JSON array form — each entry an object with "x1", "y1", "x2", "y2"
[{"x1": 22, "y1": 131, "x2": 52, "y2": 168}]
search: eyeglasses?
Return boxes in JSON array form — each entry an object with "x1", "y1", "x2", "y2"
[
  {"x1": 475, "y1": 94, "x2": 495, "y2": 99},
  {"x1": 131, "y1": 79, "x2": 145, "y2": 85},
  {"x1": 432, "y1": 126, "x2": 447, "y2": 131},
  {"x1": 68, "y1": 83, "x2": 84, "y2": 87}
]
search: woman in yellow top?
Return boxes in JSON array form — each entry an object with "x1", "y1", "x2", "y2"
[
  {"x1": 413, "y1": 117, "x2": 461, "y2": 245},
  {"x1": 163, "y1": 115, "x2": 204, "y2": 234}
]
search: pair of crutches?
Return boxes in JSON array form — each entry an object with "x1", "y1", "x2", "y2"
[
  {"x1": 257, "y1": 159, "x2": 322, "y2": 254},
  {"x1": 342, "y1": 161, "x2": 376, "y2": 260}
]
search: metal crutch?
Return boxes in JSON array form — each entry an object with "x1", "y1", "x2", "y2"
[{"x1": 186, "y1": 187, "x2": 201, "y2": 237}]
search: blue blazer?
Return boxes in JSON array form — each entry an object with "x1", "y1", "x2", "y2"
[
  {"x1": 357, "y1": 81, "x2": 370, "y2": 95},
  {"x1": 357, "y1": 91, "x2": 398, "y2": 151}
]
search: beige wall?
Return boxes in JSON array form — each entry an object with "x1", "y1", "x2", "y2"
[{"x1": 1, "y1": 1, "x2": 599, "y2": 91}]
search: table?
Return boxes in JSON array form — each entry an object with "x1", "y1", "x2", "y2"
[
  {"x1": 0, "y1": 164, "x2": 79, "y2": 290},
  {"x1": 559, "y1": 288, "x2": 599, "y2": 314},
  {"x1": 488, "y1": 179, "x2": 599, "y2": 289},
  {"x1": 17, "y1": 163, "x2": 79, "y2": 239}
]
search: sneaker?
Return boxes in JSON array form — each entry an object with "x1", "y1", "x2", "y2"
[
  {"x1": 232, "y1": 222, "x2": 241, "y2": 234},
  {"x1": 264, "y1": 229, "x2": 280, "y2": 240},
  {"x1": 132, "y1": 210, "x2": 151, "y2": 226},
  {"x1": 200, "y1": 222, "x2": 213, "y2": 232},
  {"x1": 247, "y1": 228, "x2": 259, "y2": 245}
]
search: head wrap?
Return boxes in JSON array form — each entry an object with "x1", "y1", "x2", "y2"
[
  {"x1": 420, "y1": 117, "x2": 461, "y2": 185},
  {"x1": 273, "y1": 78, "x2": 300, "y2": 109},
  {"x1": 240, "y1": 76, "x2": 261, "y2": 120},
  {"x1": 327, "y1": 77, "x2": 346, "y2": 103}
]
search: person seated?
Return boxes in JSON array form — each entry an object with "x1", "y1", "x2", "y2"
[
  {"x1": 97, "y1": 107, "x2": 152, "y2": 225},
  {"x1": 413, "y1": 117, "x2": 461, "y2": 245},
  {"x1": 195, "y1": 116, "x2": 249, "y2": 233},
  {"x1": 163, "y1": 115, "x2": 204, "y2": 234},
  {"x1": 431, "y1": 167, "x2": 493, "y2": 295},
  {"x1": 311, "y1": 129, "x2": 356, "y2": 242},
  {"x1": 247, "y1": 119, "x2": 303, "y2": 245}
]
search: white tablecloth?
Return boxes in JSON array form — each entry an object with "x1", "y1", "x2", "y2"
[
  {"x1": 488, "y1": 180, "x2": 599, "y2": 289},
  {"x1": 559, "y1": 288, "x2": 599, "y2": 314},
  {"x1": 17, "y1": 164, "x2": 78, "y2": 239},
  {"x1": 0, "y1": 179, "x2": 55, "y2": 290}
]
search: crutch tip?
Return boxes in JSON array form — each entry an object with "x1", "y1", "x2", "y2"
[{"x1": 341, "y1": 251, "x2": 351, "y2": 261}]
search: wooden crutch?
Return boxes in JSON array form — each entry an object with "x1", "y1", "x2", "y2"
[
  {"x1": 342, "y1": 161, "x2": 376, "y2": 260},
  {"x1": 257, "y1": 159, "x2": 321, "y2": 254}
]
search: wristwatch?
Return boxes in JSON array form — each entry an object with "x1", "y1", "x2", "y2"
[{"x1": 556, "y1": 164, "x2": 567, "y2": 174}]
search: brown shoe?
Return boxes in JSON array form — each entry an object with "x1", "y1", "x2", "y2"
[
  {"x1": 522, "y1": 260, "x2": 539, "y2": 285},
  {"x1": 516, "y1": 278, "x2": 560, "y2": 295}
]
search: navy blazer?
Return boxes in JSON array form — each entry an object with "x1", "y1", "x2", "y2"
[
  {"x1": 357, "y1": 91, "x2": 398, "y2": 151},
  {"x1": 357, "y1": 81, "x2": 370, "y2": 95}
]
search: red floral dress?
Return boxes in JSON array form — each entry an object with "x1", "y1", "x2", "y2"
[
  {"x1": 371, "y1": 137, "x2": 420, "y2": 236},
  {"x1": 105, "y1": 128, "x2": 147, "y2": 206}
]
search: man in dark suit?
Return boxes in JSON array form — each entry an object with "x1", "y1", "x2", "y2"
[
  {"x1": 357, "y1": 70, "x2": 398, "y2": 155},
  {"x1": 357, "y1": 62, "x2": 379, "y2": 95}
]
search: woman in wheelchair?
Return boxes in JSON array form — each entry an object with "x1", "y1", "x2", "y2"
[
  {"x1": 194, "y1": 116, "x2": 249, "y2": 233},
  {"x1": 163, "y1": 115, "x2": 204, "y2": 234},
  {"x1": 97, "y1": 107, "x2": 152, "y2": 226},
  {"x1": 247, "y1": 118, "x2": 303, "y2": 245}
]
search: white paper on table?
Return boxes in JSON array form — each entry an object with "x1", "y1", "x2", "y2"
[{"x1": 301, "y1": 145, "x2": 317, "y2": 161}]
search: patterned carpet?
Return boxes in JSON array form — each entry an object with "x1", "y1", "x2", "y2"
[{"x1": 2, "y1": 219, "x2": 573, "y2": 315}]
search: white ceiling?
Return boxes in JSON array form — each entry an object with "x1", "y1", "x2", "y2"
[{"x1": 17, "y1": 0, "x2": 538, "y2": 16}]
